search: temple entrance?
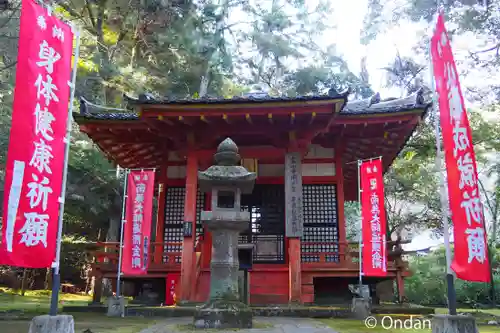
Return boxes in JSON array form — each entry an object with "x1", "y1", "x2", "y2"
[
  {"x1": 238, "y1": 245, "x2": 253, "y2": 304},
  {"x1": 239, "y1": 184, "x2": 286, "y2": 264}
]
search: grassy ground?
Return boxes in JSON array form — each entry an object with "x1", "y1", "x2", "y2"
[
  {"x1": 3, "y1": 313, "x2": 157, "y2": 333},
  {"x1": 320, "y1": 318, "x2": 430, "y2": 333},
  {"x1": 0, "y1": 289, "x2": 156, "y2": 333},
  {"x1": 320, "y1": 317, "x2": 499, "y2": 333},
  {"x1": 0, "y1": 288, "x2": 90, "y2": 312},
  {"x1": 320, "y1": 309, "x2": 500, "y2": 333},
  {"x1": 2, "y1": 289, "x2": 500, "y2": 333},
  {"x1": 436, "y1": 307, "x2": 500, "y2": 317}
]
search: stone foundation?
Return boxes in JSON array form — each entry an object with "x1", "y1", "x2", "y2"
[
  {"x1": 107, "y1": 296, "x2": 125, "y2": 317},
  {"x1": 351, "y1": 297, "x2": 371, "y2": 320},
  {"x1": 28, "y1": 315, "x2": 75, "y2": 333},
  {"x1": 193, "y1": 300, "x2": 253, "y2": 329},
  {"x1": 431, "y1": 314, "x2": 478, "y2": 333}
]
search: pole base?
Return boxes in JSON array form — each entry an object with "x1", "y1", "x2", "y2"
[
  {"x1": 106, "y1": 296, "x2": 125, "y2": 317},
  {"x1": 432, "y1": 314, "x2": 478, "y2": 333},
  {"x1": 28, "y1": 315, "x2": 75, "y2": 333},
  {"x1": 350, "y1": 297, "x2": 371, "y2": 320}
]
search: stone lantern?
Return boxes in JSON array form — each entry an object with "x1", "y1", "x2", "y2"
[{"x1": 193, "y1": 138, "x2": 256, "y2": 329}]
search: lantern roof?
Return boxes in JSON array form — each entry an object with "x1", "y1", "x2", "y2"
[{"x1": 198, "y1": 138, "x2": 257, "y2": 193}]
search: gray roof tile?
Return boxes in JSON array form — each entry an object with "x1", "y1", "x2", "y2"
[{"x1": 75, "y1": 89, "x2": 430, "y2": 121}]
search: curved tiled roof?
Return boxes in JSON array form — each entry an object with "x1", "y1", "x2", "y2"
[
  {"x1": 124, "y1": 88, "x2": 348, "y2": 105},
  {"x1": 75, "y1": 88, "x2": 430, "y2": 121},
  {"x1": 342, "y1": 89, "x2": 429, "y2": 115}
]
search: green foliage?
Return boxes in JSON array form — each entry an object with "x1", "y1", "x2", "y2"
[
  {"x1": 283, "y1": 48, "x2": 374, "y2": 98},
  {"x1": 0, "y1": 0, "x2": 378, "y2": 291},
  {"x1": 406, "y1": 247, "x2": 500, "y2": 307},
  {"x1": 361, "y1": 0, "x2": 500, "y2": 100}
]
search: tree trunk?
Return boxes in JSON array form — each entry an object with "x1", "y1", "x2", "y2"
[
  {"x1": 44, "y1": 268, "x2": 52, "y2": 290},
  {"x1": 199, "y1": 72, "x2": 210, "y2": 98},
  {"x1": 488, "y1": 243, "x2": 496, "y2": 307},
  {"x1": 129, "y1": 22, "x2": 140, "y2": 68},
  {"x1": 102, "y1": 217, "x2": 120, "y2": 297},
  {"x1": 20, "y1": 269, "x2": 27, "y2": 296},
  {"x1": 493, "y1": 215, "x2": 498, "y2": 246}
]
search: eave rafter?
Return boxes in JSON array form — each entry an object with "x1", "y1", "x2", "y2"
[
  {"x1": 75, "y1": 93, "x2": 426, "y2": 172},
  {"x1": 138, "y1": 98, "x2": 344, "y2": 117},
  {"x1": 338, "y1": 117, "x2": 421, "y2": 197}
]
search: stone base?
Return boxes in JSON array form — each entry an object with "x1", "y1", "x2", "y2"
[
  {"x1": 432, "y1": 314, "x2": 478, "y2": 333},
  {"x1": 28, "y1": 315, "x2": 75, "y2": 333},
  {"x1": 193, "y1": 300, "x2": 253, "y2": 329},
  {"x1": 350, "y1": 297, "x2": 371, "y2": 320},
  {"x1": 107, "y1": 296, "x2": 125, "y2": 317}
]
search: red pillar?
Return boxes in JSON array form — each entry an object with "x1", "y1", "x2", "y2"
[
  {"x1": 396, "y1": 271, "x2": 405, "y2": 303},
  {"x1": 154, "y1": 164, "x2": 168, "y2": 264},
  {"x1": 285, "y1": 149, "x2": 302, "y2": 303},
  {"x1": 335, "y1": 148, "x2": 347, "y2": 262},
  {"x1": 288, "y1": 238, "x2": 302, "y2": 303},
  {"x1": 179, "y1": 152, "x2": 198, "y2": 302},
  {"x1": 202, "y1": 191, "x2": 212, "y2": 269}
]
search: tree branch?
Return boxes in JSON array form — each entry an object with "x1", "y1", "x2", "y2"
[
  {"x1": 472, "y1": 42, "x2": 500, "y2": 57},
  {"x1": 84, "y1": 0, "x2": 97, "y2": 29},
  {"x1": 0, "y1": 1, "x2": 21, "y2": 31},
  {"x1": 0, "y1": 61, "x2": 17, "y2": 72}
]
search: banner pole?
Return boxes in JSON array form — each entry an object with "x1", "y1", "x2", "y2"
[
  {"x1": 357, "y1": 160, "x2": 363, "y2": 290},
  {"x1": 428, "y1": 25, "x2": 457, "y2": 315},
  {"x1": 49, "y1": 26, "x2": 81, "y2": 316},
  {"x1": 116, "y1": 168, "x2": 129, "y2": 300}
]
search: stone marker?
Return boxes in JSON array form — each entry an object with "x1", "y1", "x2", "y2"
[
  {"x1": 28, "y1": 315, "x2": 75, "y2": 333},
  {"x1": 107, "y1": 296, "x2": 125, "y2": 317},
  {"x1": 193, "y1": 138, "x2": 257, "y2": 329},
  {"x1": 431, "y1": 314, "x2": 478, "y2": 333},
  {"x1": 349, "y1": 284, "x2": 371, "y2": 319},
  {"x1": 350, "y1": 297, "x2": 371, "y2": 320}
]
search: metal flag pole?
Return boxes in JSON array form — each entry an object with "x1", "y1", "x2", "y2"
[
  {"x1": 357, "y1": 160, "x2": 363, "y2": 290},
  {"x1": 49, "y1": 26, "x2": 81, "y2": 316},
  {"x1": 346, "y1": 156, "x2": 383, "y2": 165},
  {"x1": 428, "y1": 17, "x2": 457, "y2": 315},
  {"x1": 116, "y1": 168, "x2": 130, "y2": 300}
]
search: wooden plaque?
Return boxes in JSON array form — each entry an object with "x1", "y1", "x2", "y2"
[{"x1": 285, "y1": 152, "x2": 304, "y2": 237}]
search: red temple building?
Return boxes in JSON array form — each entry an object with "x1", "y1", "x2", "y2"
[{"x1": 75, "y1": 88, "x2": 430, "y2": 306}]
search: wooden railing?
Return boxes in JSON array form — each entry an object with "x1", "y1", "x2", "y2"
[
  {"x1": 300, "y1": 241, "x2": 409, "y2": 270},
  {"x1": 88, "y1": 239, "x2": 408, "y2": 272},
  {"x1": 89, "y1": 241, "x2": 183, "y2": 269}
]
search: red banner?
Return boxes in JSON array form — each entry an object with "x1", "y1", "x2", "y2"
[
  {"x1": 0, "y1": 0, "x2": 74, "y2": 268},
  {"x1": 165, "y1": 273, "x2": 180, "y2": 306},
  {"x1": 121, "y1": 170, "x2": 155, "y2": 275},
  {"x1": 431, "y1": 13, "x2": 490, "y2": 282},
  {"x1": 360, "y1": 159, "x2": 387, "y2": 277}
]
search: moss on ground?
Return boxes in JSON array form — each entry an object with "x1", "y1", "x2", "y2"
[{"x1": 176, "y1": 321, "x2": 272, "y2": 332}]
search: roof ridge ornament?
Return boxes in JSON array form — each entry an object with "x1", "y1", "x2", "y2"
[
  {"x1": 414, "y1": 87, "x2": 426, "y2": 105},
  {"x1": 370, "y1": 92, "x2": 381, "y2": 106},
  {"x1": 79, "y1": 96, "x2": 88, "y2": 115}
]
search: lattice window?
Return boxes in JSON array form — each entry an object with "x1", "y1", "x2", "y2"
[
  {"x1": 163, "y1": 187, "x2": 204, "y2": 263},
  {"x1": 239, "y1": 184, "x2": 285, "y2": 263},
  {"x1": 301, "y1": 184, "x2": 339, "y2": 263}
]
